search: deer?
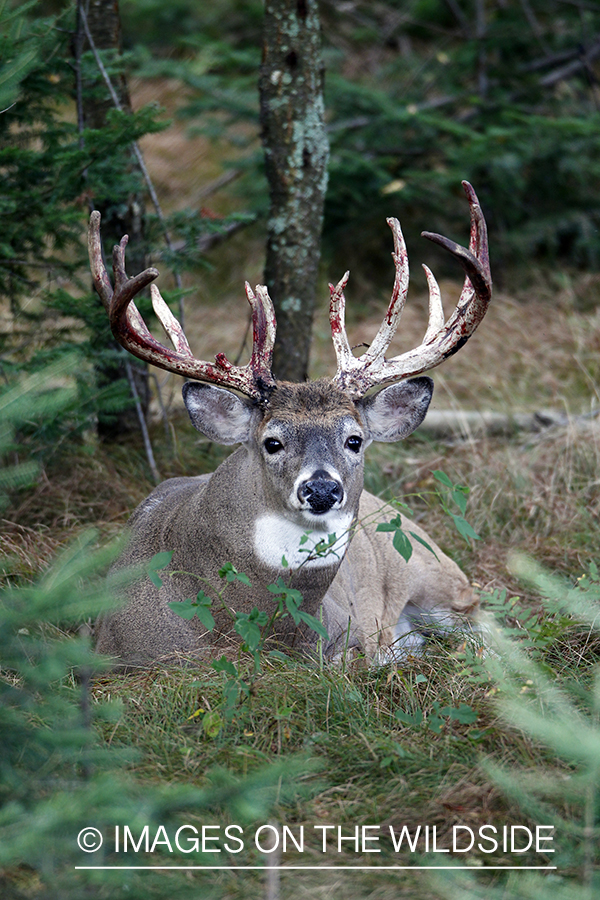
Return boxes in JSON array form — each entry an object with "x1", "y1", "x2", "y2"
[{"x1": 88, "y1": 181, "x2": 492, "y2": 668}]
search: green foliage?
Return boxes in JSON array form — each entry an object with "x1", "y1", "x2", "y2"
[
  {"x1": 432, "y1": 469, "x2": 481, "y2": 543},
  {"x1": 374, "y1": 468, "x2": 478, "y2": 567},
  {"x1": 376, "y1": 512, "x2": 439, "y2": 562},
  {"x1": 395, "y1": 700, "x2": 478, "y2": 733},
  {"x1": 158, "y1": 547, "x2": 330, "y2": 734},
  {"x1": 438, "y1": 559, "x2": 600, "y2": 897},
  {"x1": 0, "y1": 384, "x2": 294, "y2": 898},
  {"x1": 1, "y1": 2, "x2": 246, "y2": 463},
  {"x1": 122, "y1": 0, "x2": 600, "y2": 282}
]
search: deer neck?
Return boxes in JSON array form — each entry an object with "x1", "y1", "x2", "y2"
[{"x1": 197, "y1": 447, "x2": 357, "y2": 612}]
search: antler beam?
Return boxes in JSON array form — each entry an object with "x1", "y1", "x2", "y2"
[
  {"x1": 329, "y1": 181, "x2": 492, "y2": 397},
  {"x1": 88, "y1": 211, "x2": 277, "y2": 400}
]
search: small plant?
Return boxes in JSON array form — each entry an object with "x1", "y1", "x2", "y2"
[
  {"x1": 395, "y1": 696, "x2": 478, "y2": 734},
  {"x1": 375, "y1": 468, "x2": 479, "y2": 563},
  {"x1": 150, "y1": 551, "x2": 329, "y2": 733},
  {"x1": 431, "y1": 470, "x2": 481, "y2": 544},
  {"x1": 375, "y1": 508, "x2": 438, "y2": 563}
]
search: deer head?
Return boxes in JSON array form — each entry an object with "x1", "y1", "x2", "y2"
[{"x1": 88, "y1": 181, "x2": 490, "y2": 568}]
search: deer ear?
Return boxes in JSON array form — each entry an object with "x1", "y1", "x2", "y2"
[
  {"x1": 358, "y1": 377, "x2": 433, "y2": 442},
  {"x1": 182, "y1": 383, "x2": 255, "y2": 445}
]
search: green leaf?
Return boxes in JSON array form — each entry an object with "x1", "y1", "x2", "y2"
[
  {"x1": 267, "y1": 576, "x2": 287, "y2": 594},
  {"x1": 202, "y1": 709, "x2": 222, "y2": 739},
  {"x1": 395, "y1": 708, "x2": 423, "y2": 726},
  {"x1": 393, "y1": 528, "x2": 413, "y2": 563},
  {"x1": 432, "y1": 469, "x2": 453, "y2": 488},
  {"x1": 218, "y1": 562, "x2": 238, "y2": 582},
  {"x1": 376, "y1": 514, "x2": 402, "y2": 533},
  {"x1": 147, "y1": 550, "x2": 173, "y2": 587},
  {"x1": 427, "y1": 714, "x2": 444, "y2": 733},
  {"x1": 297, "y1": 610, "x2": 329, "y2": 640},
  {"x1": 445, "y1": 703, "x2": 478, "y2": 725},
  {"x1": 168, "y1": 597, "x2": 199, "y2": 620},
  {"x1": 168, "y1": 591, "x2": 215, "y2": 629},
  {"x1": 149, "y1": 550, "x2": 173, "y2": 569},
  {"x1": 195, "y1": 604, "x2": 215, "y2": 631},
  {"x1": 211, "y1": 655, "x2": 237, "y2": 677},
  {"x1": 281, "y1": 554, "x2": 289, "y2": 568},
  {"x1": 451, "y1": 514, "x2": 481, "y2": 542},
  {"x1": 234, "y1": 614, "x2": 262, "y2": 650},
  {"x1": 223, "y1": 679, "x2": 241, "y2": 710},
  {"x1": 408, "y1": 531, "x2": 439, "y2": 561},
  {"x1": 284, "y1": 593, "x2": 301, "y2": 623},
  {"x1": 451, "y1": 488, "x2": 468, "y2": 515}
]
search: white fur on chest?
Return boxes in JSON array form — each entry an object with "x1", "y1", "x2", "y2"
[{"x1": 254, "y1": 512, "x2": 353, "y2": 570}]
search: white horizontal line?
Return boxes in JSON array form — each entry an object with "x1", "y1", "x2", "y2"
[{"x1": 75, "y1": 865, "x2": 558, "y2": 871}]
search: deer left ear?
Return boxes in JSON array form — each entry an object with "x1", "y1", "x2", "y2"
[{"x1": 358, "y1": 377, "x2": 433, "y2": 442}]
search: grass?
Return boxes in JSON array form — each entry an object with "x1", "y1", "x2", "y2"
[
  {"x1": 85, "y1": 620, "x2": 595, "y2": 898},
  {"x1": 3, "y1": 294, "x2": 599, "y2": 895}
]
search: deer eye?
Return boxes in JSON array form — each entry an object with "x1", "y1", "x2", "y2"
[
  {"x1": 345, "y1": 435, "x2": 363, "y2": 453},
  {"x1": 264, "y1": 437, "x2": 283, "y2": 455}
]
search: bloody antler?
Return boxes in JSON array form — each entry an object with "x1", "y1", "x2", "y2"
[
  {"x1": 329, "y1": 181, "x2": 492, "y2": 397},
  {"x1": 88, "y1": 210, "x2": 277, "y2": 400}
]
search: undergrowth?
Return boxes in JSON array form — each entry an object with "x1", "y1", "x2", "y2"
[{"x1": 2, "y1": 318, "x2": 599, "y2": 897}]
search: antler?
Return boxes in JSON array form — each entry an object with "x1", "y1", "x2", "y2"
[
  {"x1": 88, "y1": 211, "x2": 277, "y2": 400},
  {"x1": 329, "y1": 181, "x2": 492, "y2": 397}
]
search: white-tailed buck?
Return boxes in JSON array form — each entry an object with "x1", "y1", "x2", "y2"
[{"x1": 89, "y1": 181, "x2": 491, "y2": 667}]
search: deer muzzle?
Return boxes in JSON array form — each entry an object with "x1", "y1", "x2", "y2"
[{"x1": 297, "y1": 470, "x2": 344, "y2": 514}]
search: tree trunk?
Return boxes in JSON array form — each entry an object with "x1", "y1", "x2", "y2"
[
  {"x1": 259, "y1": 0, "x2": 329, "y2": 383},
  {"x1": 79, "y1": 0, "x2": 149, "y2": 440}
]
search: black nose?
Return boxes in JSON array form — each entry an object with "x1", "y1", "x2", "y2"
[{"x1": 298, "y1": 470, "x2": 343, "y2": 514}]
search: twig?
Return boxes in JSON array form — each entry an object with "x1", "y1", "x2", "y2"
[
  {"x1": 150, "y1": 372, "x2": 174, "y2": 447},
  {"x1": 518, "y1": 0, "x2": 550, "y2": 53},
  {"x1": 539, "y1": 36, "x2": 600, "y2": 86},
  {"x1": 77, "y1": 0, "x2": 185, "y2": 323},
  {"x1": 78, "y1": 621, "x2": 93, "y2": 780},
  {"x1": 124, "y1": 359, "x2": 160, "y2": 483},
  {"x1": 263, "y1": 823, "x2": 280, "y2": 900},
  {"x1": 442, "y1": 0, "x2": 470, "y2": 33}
]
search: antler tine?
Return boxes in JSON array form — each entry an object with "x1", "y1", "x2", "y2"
[
  {"x1": 329, "y1": 181, "x2": 492, "y2": 397},
  {"x1": 359, "y1": 217, "x2": 410, "y2": 364},
  {"x1": 88, "y1": 210, "x2": 118, "y2": 310},
  {"x1": 421, "y1": 180, "x2": 491, "y2": 311},
  {"x1": 329, "y1": 218, "x2": 410, "y2": 393},
  {"x1": 150, "y1": 285, "x2": 193, "y2": 357},
  {"x1": 88, "y1": 212, "x2": 277, "y2": 400},
  {"x1": 329, "y1": 271, "x2": 352, "y2": 368},
  {"x1": 243, "y1": 282, "x2": 277, "y2": 390},
  {"x1": 421, "y1": 263, "x2": 444, "y2": 344}
]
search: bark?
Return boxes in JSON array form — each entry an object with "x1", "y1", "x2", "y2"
[
  {"x1": 79, "y1": 0, "x2": 149, "y2": 440},
  {"x1": 260, "y1": 0, "x2": 329, "y2": 383}
]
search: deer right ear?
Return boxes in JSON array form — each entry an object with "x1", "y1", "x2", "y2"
[
  {"x1": 182, "y1": 383, "x2": 255, "y2": 445},
  {"x1": 358, "y1": 377, "x2": 434, "y2": 442}
]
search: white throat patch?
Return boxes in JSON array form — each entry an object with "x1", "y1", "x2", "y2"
[{"x1": 254, "y1": 512, "x2": 354, "y2": 570}]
